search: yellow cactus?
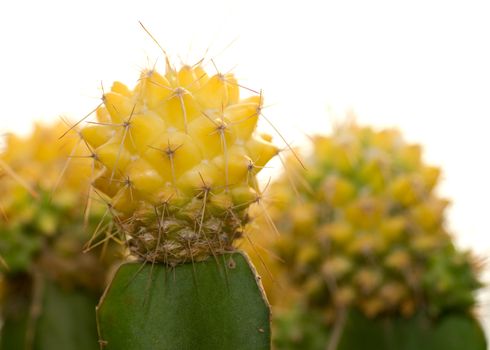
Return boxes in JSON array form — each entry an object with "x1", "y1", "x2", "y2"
[
  {"x1": 259, "y1": 122, "x2": 481, "y2": 321},
  {"x1": 0, "y1": 122, "x2": 119, "y2": 289},
  {"x1": 80, "y1": 64, "x2": 278, "y2": 265}
]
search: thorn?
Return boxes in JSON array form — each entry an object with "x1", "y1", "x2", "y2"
[
  {"x1": 50, "y1": 137, "x2": 83, "y2": 200},
  {"x1": 260, "y1": 111, "x2": 306, "y2": 170},
  {"x1": 59, "y1": 103, "x2": 102, "y2": 139},
  {"x1": 139, "y1": 21, "x2": 172, "y2": 71},
  {"x1": 0, "y1": 159, "x2": 39, "y2": 199}
]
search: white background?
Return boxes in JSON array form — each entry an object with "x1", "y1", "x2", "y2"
[{"x1": 1, "y1": 0, "x2": 489, "y2": 335}]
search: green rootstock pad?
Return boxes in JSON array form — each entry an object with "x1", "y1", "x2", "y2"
[
  {"x1": 97, "y1": 252, "x2": 271, "y2": 350},
  {"x1": 273, "y1": 308, "x2": 486, "y2": 350},
  {"x1": 0, "y1": 279, "x2": 99, "y2": 350},
  {"x1": 337, "y1": 310, "x2": 487, "y2": 350}
]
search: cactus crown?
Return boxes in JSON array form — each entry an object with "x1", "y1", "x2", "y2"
[
  {"x1": 0, "y1": 122, "x2": 116, "y2": 291},
  {"x1": 80, "y1": 63, "x2": 278, "y2": 265},
  {"x1": 269, "y1": 122, "x2": 481, "y2": 319}
]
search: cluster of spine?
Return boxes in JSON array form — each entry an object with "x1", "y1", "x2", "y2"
[
  {"x1": 80, "y1": 64, "x2": 278, "y2": 265},
  {"x1": 267, "y1": 123, "x2": 481, "y2": 320},
  {"x1": 0, "y1": 122, "x2": 118, "y2": 292}
]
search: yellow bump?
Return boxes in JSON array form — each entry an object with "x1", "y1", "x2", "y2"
[
  {"x1": 358, "y1": 154, "x2": 389, "y2": 192},
  {"x1": 137, "y1": 70, "x2": 172, "y2": 109},
  {"x1": 347, "y1": 234, "x2": 385, "y2": 255},
  {"x1": 226, "y1": 95, "x2": 261, "y2": 140},
  {"x1": 385, "y1": 250, "x2": 411, "y2": 270},
  {"x1": 345, "y1": 197, "x2": 384, "y2": 228},
  {"x1": 380, "y1": 216, "x2": 406, "y2": 242},
  {"x1": 96, "y1": 106, "x2": 111, "y2": 123},
  {"x1": 176, "y1": 161, "x2": 222, "y2": 194},
  {"x1": 296, "y1": 243, "x2": 319, "y2": 266},
  {"x1": 329, "y1": 134, "x2": 361, "y2": 173},
  {"x1": 164, "y1": 67, "x2": 179, "y2": 85},
  {"x1": 93, "y1": 170, "x2": 123, "y2": 197},
  {"x1": 321, "y1": 256, "x2": 352, "y2": 278},
  {"x1": 126, "y1": 158, "x2": 166, "y2": 198},
  {"x1": 312, "y1": 136, "x2": 332, "y2": 158},
  {"x1": 355, "y1": 268, "x2": 382, "y2": 293},
  {"x1": 334, "y1": 286, "x2": 356, "y2": 306},
  {"x1": 319, "y1": 222, "x2": 353, "y2": 246},
  {"x1": 398, "y1": 144, "x2": 422, "y2": 170},
  {"x1": 188, "y1": 114, "x2": 236, "y2": 159},
  {"x1": 111, "y1": 187, "x2": 138, "y2": 215},
  {"x1": 321, "y1": 175, "x2": 356, "y2": 206},
  {"x1": 209, "y1": 192, "x2": 234, "y2": 214},
  {"x1": 245, "y1": 136, "x2": 278, "y2": 168},
  {"x1": 160, "y1": 88, "x2": 201, "y2": 131},
  {"x1": 144, "y1": 131, "x2": 202, "y2": 180},
  {"x1": 422, "y1": 165, "x2": 441, "y2": 190},
  {"x1": 371, "y1": 128, "x2": 401, "y2": 151},
  {"x1": 212, "y1": 146, "x2": 251, "y2": 185},
  {"x1": 176, "y1": 65, "x2": 198, "y2": 88},
  {"x1": 411, "y1": 234, "x2": 442, "y2": 252},
  {"x1": 411, "y1": 199, "x2": 448, "y2": 230},
  {"x1": 379, "y1": 282, "x2": 407, "y2": 306},
  {"x1": 96, "y1": 141, "x2": 132, "y2": 173},
  {"x1": 304, "y1": 276, "x2": 323, "y2": 296},
  {"x1": 230, "y1": 186, "x2": 257, "y2": 206},
  {"x1": 104, "y1": 92, "x2": 138, "y2": 124},
  {"x1": 124, "y1": 112, "x2": 166, "y2": 154},
  {"x1": 81, "y1": 125, "x2": 115, "y2": 149},
  {"x1": 194, "y1": 74, "x2": 230, "y2": 110},
  {"x1": 190, "y1": 66, "x2": 209, "y2": 88},
  {"x1": 389, "y1": 176, "x2": 419, "y2": 206},
  {"x1": 111, "y1": 81, "x2": 131, "y2": 97},
  {"x1": 291, "y1": 203, "x2": 316, "y2": 233}
]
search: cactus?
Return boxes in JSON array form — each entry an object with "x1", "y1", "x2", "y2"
[
  {"x1": 0, "y1": 122, "x2": 122, "y2": 350},
  {"x1": 80, "y1": 62, "x2": 278, "y2": 349},
  {"x1": 255, "y1": 122, "x2": 485, "y2": 349}
]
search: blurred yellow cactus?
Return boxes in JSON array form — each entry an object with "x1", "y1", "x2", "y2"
[
  {"x1": 257, "y1": 122, "x2": 481, "y2": 321},
  {"x1": 0, "y1": 122, "x2": 120, "y2": 290}
]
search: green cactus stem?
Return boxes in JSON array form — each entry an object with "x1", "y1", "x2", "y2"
[
  {"x1": 96, "y1": 252, "x2": 270, "y2": 350},
  {"x1": 1, "y1": 275, "x2": 99, "y2": 350}
]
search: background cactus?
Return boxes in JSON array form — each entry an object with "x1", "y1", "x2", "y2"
[
  {"x1": 0, "y1": 122, "x2": 122, "y2": 350},
  {"x1": 251, "y1": 122, "x2": 485, "y2": 349},
  {"x1": 80, "y1": 62, "x2": 278, "y2": 349}
]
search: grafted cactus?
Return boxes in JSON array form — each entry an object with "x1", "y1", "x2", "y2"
[
  {"x1": 255, "y1": 122, "x2": 485, "y2": 349},
  {"x1": 0, "y1": 122, "x2": 122, "y2": 350},
  {"x1": 80, "y1": 62, "x2": 277, "y2": 349}
]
